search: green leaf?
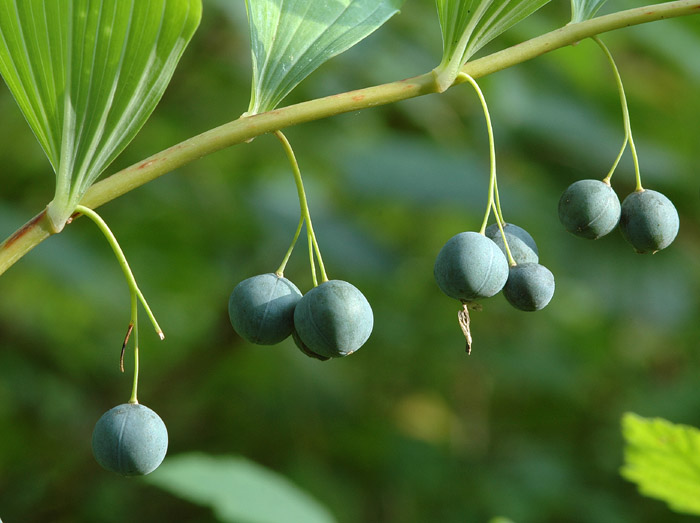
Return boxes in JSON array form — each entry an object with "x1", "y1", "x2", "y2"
[
  {"x1": 144, "y1": 453, "x2": 336, "y2": 523},
  {"x1": 0, "y1": 0, "x2": 201, "y2": 231},
  {"x1": 570, "y1": 0, "x2": 607, "y2": 23},
  {"x1": 621, "y1": 412, "x2": 700, "y2": 516},
  {"x1": 434, "y1": 0, "x2": 551, "y2": 91},
  {"x1": 244, "y1": 0, "x2": 403, "y2": 115}
]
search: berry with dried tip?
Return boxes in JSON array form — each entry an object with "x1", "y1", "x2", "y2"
[
  {"x1": 228, "y1": 273, "x2": 302, "y2": 345},
  {"x1": 619, "y1": 189, "x2": 679, "y2": 253},
  {"x1": 293, "y1": 280, "x2": 373, "y2": 359},
  {"x1": 503, "y1": 263, "x2": 555, "y2": 311},
  {"x1": 485, "y1": 222, "x2": 539, "y2": 264},
  {"x1": 434, "y1": 231, "x2": 509, "y2": 302},
  {"x1": 92, "y1": 403, "x2": 168, "y2": 476},
  {"x1": 558, "y1": 179, "x2": 621, "y2": 239}
]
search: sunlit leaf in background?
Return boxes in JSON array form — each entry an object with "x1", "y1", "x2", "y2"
[
  {"x1": 144, "y1": 453, "x2": 337, "y2": 523},
  {"x1": 0, "y1": 0, "x2": 201, "y2": 230},
  {"x1": 621, "y1": 413, "x2": 700, "y2": 516},
  {"x1": 434, "y1": 0, "x2": 551, "y2": 90},
  {"x1": 242, "y1": 0, "x2": 403, "y2": 114},
  {"x1": 570, "y1": 0, "x2": 608, "y2": 23}
]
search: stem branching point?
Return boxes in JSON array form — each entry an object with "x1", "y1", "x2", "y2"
[{"x1": 274, "y1": 131, "x2": 329, "y2": 285}]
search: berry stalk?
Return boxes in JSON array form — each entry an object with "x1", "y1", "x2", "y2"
[{"x1": 592, "y1": 36, "x2": 643, "y2": 190}]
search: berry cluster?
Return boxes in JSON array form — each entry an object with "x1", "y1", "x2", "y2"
[
  {"x1": 434, "y1": 223, "x2": 555, "y2": 352},
  {"x1": 432, "y1": 74, "x2": 556, "y2": 352}
]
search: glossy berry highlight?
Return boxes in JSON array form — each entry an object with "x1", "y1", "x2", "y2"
[
  {"x1": 293, "y1": 280, "x2": 373, "y2": 359},
  {"x1": 619, "y1": 189, "x2": 679, "y2": 253},
  {"x1": 503, "y1": 263, "x2": 555, "y2": 311},
  {"x1": 228, "y1": 273, "x2": 302, "y2": 345},
  {"x1": 485, "y1": 222, "x2": 539, "y2": 264},
  {"x1": 92, "y1": 403, "x2": 168, "y2": 476},
  {"x1": 558, "y1": 179, "x2": 621, "y2": 239},
  {"x1": 434, "y1": 231, "x2": 509, "y2": 302}
]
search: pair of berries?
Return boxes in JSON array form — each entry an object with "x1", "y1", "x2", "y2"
[
  {"x1": 558, "y1": 179, "x2": 679, "y2": 253},
  {"x1": 228, "y1": 273, "x2": 373, "y2": 360},
  {"x1": 434, "y1": 224, "x2": 555, "y2": 313}
]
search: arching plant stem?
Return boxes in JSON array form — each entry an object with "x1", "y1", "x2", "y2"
[
  {"x1": 459, "y1": 73, "x2": 516, "y2": 267},
  {"x1": 273, "y1": 131, "x2": 329, "y2": 285},
  {"x1": 592, "y1": 36, "x2": 643, "y2": 190}
]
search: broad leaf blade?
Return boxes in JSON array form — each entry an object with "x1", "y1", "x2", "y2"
[
  {"x1": 0, "y1": 0, "x2": 202, "y2": 229},
  {"x1": 435, "y1": 0, "x2": 550, "y2": 90},
  {"x1": 621, "y1": 412, "x2": 700, "y2": 516},
  {"x1": 570, "y1": 0, "x2": 607, "y2": 23},
  {"x1": 144, "y1": 453, "x2": 337, "y2": 523},
  {"x1": 244, "y1": 0, "x2": 402, "y2": 115}
]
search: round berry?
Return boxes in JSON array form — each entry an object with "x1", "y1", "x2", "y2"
[
  {"x1": 293, "y1": 280, "x2": 373, "y2": 359},
  {"x1": 558, "y1": 179, "x2": 621, "y2": 239},
  {"x1": 503, "y1": 263, "x2": 555, "y2": 311},
  {"x1": 485, "y1": 222, "x2": 539, "y2": 264},
  {"x1": 619, "y1": 189, "x2": 679, "y2": 253},
  {"x1": 92, "y1": 403, "x2": 168, "y2": 476},
  {"x1": 228, "y1": 273, "x2": 302, "y2": 345},
  {"x1": 433, "y1": 231, "x2": 509, "y2": 302}
]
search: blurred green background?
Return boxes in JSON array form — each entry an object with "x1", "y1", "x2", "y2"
[{"x1": 1, "y1": 1, "x2": 699, "y2": 522}]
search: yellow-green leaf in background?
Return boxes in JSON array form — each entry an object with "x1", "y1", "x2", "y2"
[
  {"x1": 434, "y1": 0, "x2": 550, "y2": 91},
  {"x1": 0, "y1": 0, "x2": 202, "y2": 231},
  {"x1": 621, "y1": 412, "x2": 700, "y2": 516},
  {"x1": 244, "y1": 0, "x2": 403, "y2": 115}
]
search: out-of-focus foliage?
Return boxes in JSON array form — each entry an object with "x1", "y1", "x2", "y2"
[
  {"x1": 144, "y1": 453, "x2": 336, "y2": 523},
  {"x1": 621, "y1": 413, "x2": 700, "y2": 516},
  {"x1": 0, "y1": 1, "x2": 699, "y2": 522}
]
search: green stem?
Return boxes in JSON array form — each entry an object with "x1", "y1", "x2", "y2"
[
  {"x1": 74, "y1": 205, "x2": 164, "y2": 340},
  {"x1": 459, "y1": 72, "x2": 515, "y2": 265},
  {"x1": 128, "y1": 293, "x2": 139, "y2": 404},
  {"x1": 457, "y1": 73, "x2": 497, "y2": 235},
  {"x1": 275, "y1": 215, "x2": 304, "y2": 277},
  {"x1": 273, "y1": 131, "x2": 329, "y2": 284},
  {"x1": 1, "y1": 1, "x2": 697, "y2": 276},
  {"x1": 493, "y1": 172, "x2": 506, "y2": 226},
  {"x1": 592, "y1": 36, "x2": 643, "y2": 189}
]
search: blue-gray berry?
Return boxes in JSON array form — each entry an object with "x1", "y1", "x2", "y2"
[
  {"x1": 485, "y1": 222, "x2": 539, "y2": 264},
  {"x1": 558, "y1": 179, "x2": 621, "y2": 239},
  {"x1": 434, "y1": 231, "x2": 509, "y2": 302},
  {"x1": 293, "y1": 280, "x2": 373, "y2": 359},
  {"x1": 503, "y1": 263, "x2": 555, "y2": 311},
  {"x1": 619, "y1": 189, "x2": 679, "y2": 253},
  {"x1": 92, "y1": 403, "x2": 168, "y2": 476},
  {"x1": 228, "y1": 273, "x2": 302, "y2": 345}
]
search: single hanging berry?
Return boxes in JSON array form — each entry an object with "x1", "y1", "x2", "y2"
[{"x1": 92, "y1": 403, "x2": 168, "y2": 476}]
